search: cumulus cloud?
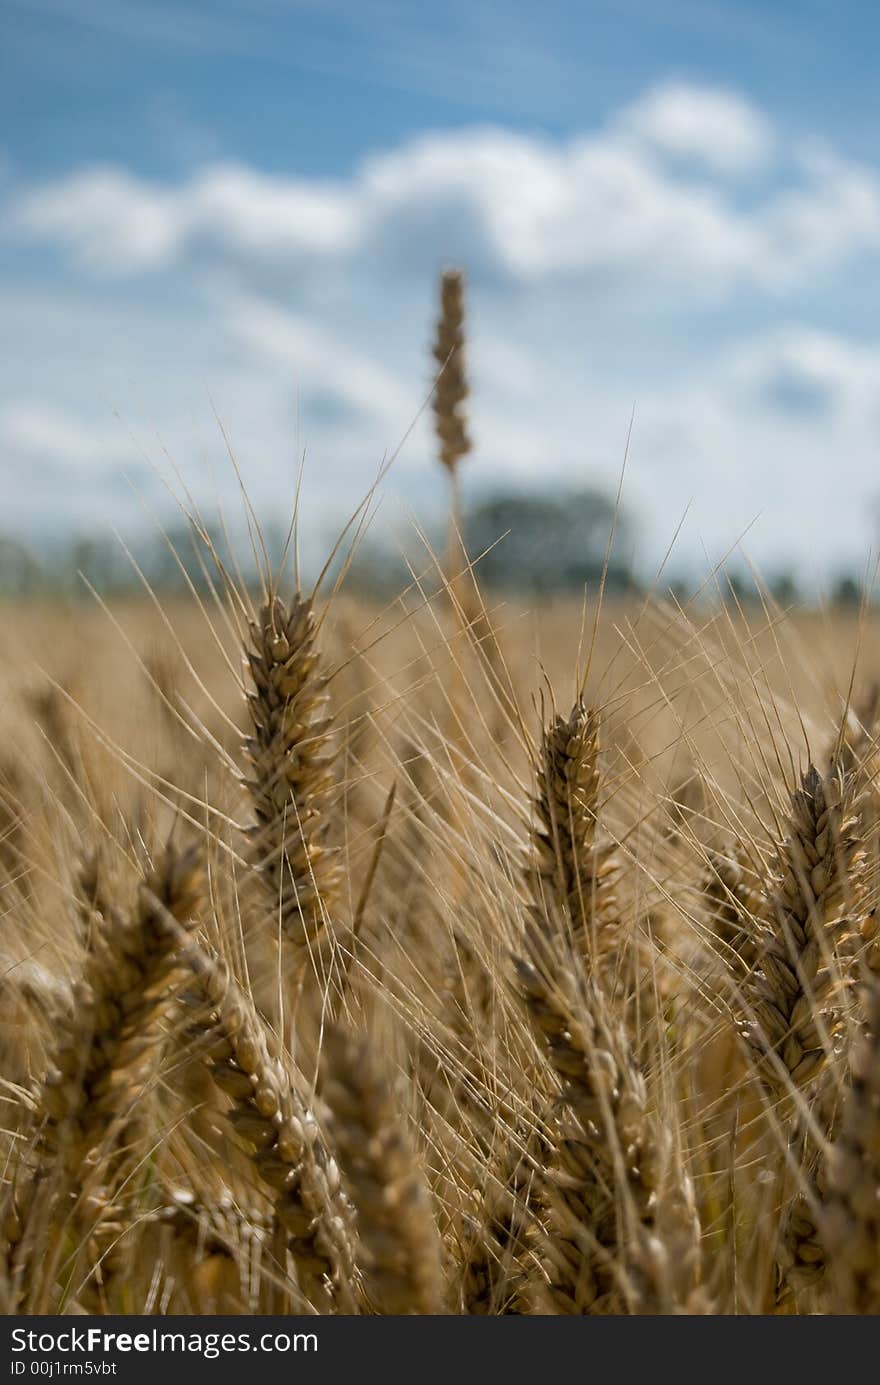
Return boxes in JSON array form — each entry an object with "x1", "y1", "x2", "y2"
[
  {"x1": 724, "y1": 327, "x2": 880, "y2": 416},
  {"x1": 4, "y1": 299, "x2": 880, "y2": 577},
  {"x1": 6, "y1": 80, "x2": 880, "y2": 577},
  {"x1": 761, "y1": 141, "x2": 880, "y2": 284},
  {"x1": 0, "y1": 400, "x2": 163, "y2": 532},
  {"x1": 0, "y1": 401, "x2": 140, "y2": 469},
  {"x1": 225, "y1": 297, "x2": 411, "y2": 424},
  {"x1": 10, "y1": 82, "x2": 880, "y2": 297},
  {"x1": 12, "y1": 165, "x2": 358, "y2": 275},
  {"x1": 360, "y1": 127, "x2": 759, "y2": 285},
  {"x1": 617, "y1": 81, "x2": 774, "y2": 173}
]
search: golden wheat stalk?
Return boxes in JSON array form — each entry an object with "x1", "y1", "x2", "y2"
[
  {"x1": 821, "y1": 977, "x2": 880, "y2": 1312},
  {"x1": 702, "y1": 846, "x2": 769, "y2": 979},
  {"x1": 741, "y1": 764, "x2": 863, "y2": 1101},
  {"x1": 514, "y1": 941, "x2": 702, "y2": 1314},
  {"x1": 4, "y1": 844, "x2": 203, "y2": 1310},
  {"x1": 459, "y1": 1111, "x2": 544, "y2": 1314},
  {"x1": 41, "y1": 844, "x2": 204, "y2": 1172},
  {"x1": 431, "y1": 268, "x2": 471, "y2": 484},
  {"x1": 431, "y1": 266, "x2": 475, "y2": 622},
  {"x1": 149, "y1": 1189, "x2": 273, "y2": 1313},
  {"x1": 527, "y1": 700, "x2": 621, "y2": 973},
  {"x1": 322, "y1": 1028, "x2": 445, "y2": 1315},
  {"x1": 776, "y1": 1070, "x2": 844, "y2": 1301},
  {"x1": 179, "y1": 941, "x2": 356, "y2": 1312},
  {"x1": 243, "y1": 593, "x2": 341, "y2": 955}
]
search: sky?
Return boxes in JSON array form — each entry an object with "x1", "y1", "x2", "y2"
[{"x1": 3, "y1": 0, "x2": 880, "y2": 584}]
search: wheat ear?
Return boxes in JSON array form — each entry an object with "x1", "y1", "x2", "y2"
[
  {"x1": 741, "y1": 764, "x2": 863, "y2": 1101},
  {"x1": 776, "y1": 1069, "x2": 845, "y2": 1302},
  {"x1": 40, "y1": 844, "x2": 204, "y2": 1171},
  {"x1": 181, "y1": 943, "x2": 356, "y2": 1312},
  {"x1": 4, "y1": 845, "x2": 203, "y2": 1310},
  {"x1": 703, "y1": 846, "x2": 768, "y2": 979},
  {"x1": 243, "y1": 593, "x2": 341, "y2": 954},
  {"x1": 459, "y1": 1112, "x2": 544, "y2": 1314},
  {"x1": 514, "y1": 943, "x2": 702, "y2": 1314},
  {"x1": 431, "y1": 266, "x2": 474, "y2": 623},
  {"x1": 322, "y1": 1028, "x2": 445, "y2": 1315},
  {"x1": 527, "y1": 700, "x2": 620, "y2": 972},
  {"x1": 821, "y1": 977, "x2": 880, "y2": 1312},
  {"x1": 431, "y1": 268, "x2": 471, "y2": 483}
]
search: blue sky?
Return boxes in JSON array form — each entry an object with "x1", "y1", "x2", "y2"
[{"x1": 3, "y1": 0, "x2": 880, "y2": 582}]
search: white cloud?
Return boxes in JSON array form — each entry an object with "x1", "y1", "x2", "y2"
[
  {"x1": 616, "y1": 326, "x2": 880, "y2": 573},
  {"x1": 359, "y1": 126, "x2": 760, "y2": 285},
  {"x1": 0, "y1": 401, "x2": 140, "y2": 469},
  {"x1": 225, "y1": 297, "x2": 411, "y2": 424},
  {"x1": 3, "y1": 291, "x2": 880, "y2": 580},
  {"x1": 13, "y1": 169, "x2": 183, "y2": 273},
  {"x1": 10, "y1": 83, "x2": 880, "y2": 296},
  {"x1": 12, "y1": 164, "x2": 358, "y2": 275},
  {"x1": 761, "y1": 141, "x2": 880, "y2": 285},
  {"x1": 6, "y1": 81, "x2": 880, "y2": 579},
  {"x1": 724, "y1": 327, "x2": 880, "y2": 414},
  {"x1": 617, "y1": 81, "x2": 774, "y2": 173}
]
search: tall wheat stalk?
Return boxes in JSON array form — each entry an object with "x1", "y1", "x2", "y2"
[
  {"x1": 527, "y1": 700, "x2": 621, "y2": 973},
  {"x1": 431, "y1": 267, "x2": 471, "y2": 589},
  {"x1": 243, "y1": 593, "x2": 341, "y2": 958},
  {"x1": 5, "y1": 844, "x2": 203, "y2": 1310},
  {"x1": 821, "y1": 977, "x2": 880, "y2": 1312},
  {"x1": 322, "y1": 1028, "x2": 445, "y2": 1315},
  {"x1": 181, "y1": 942, "x2": 357, "y2": 1313},
  {"x1": 514, "y1": 939, "x2": 702, "y2": 1314},
  {"x1": 741, "y1": 764, "x2": 862, "y2": 1100}
]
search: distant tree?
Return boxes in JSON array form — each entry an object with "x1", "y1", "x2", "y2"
[
  {"x1": 64, "y1": 536, "x2": 133, "y2": 596},
  {"x1": 831, "y1": 573, "x2": 863, "y2": 608},
  {"x1": 664, "y1": 579, "x2": 693, "y2": 607},
  {"x1": 724, "y1": 570, "x2": 758, "y2": 607},
  {"x1": 341, "y1": 537, "x2": 411, "y2": 598},
  {"x1": 139, "y1": 521, "x2": 238, "y2": 595},
  {"x1": 0, "y1": 536, "x2": 43, "y2": 596},
  {"x1": 463, "y1": 487, "x2": 636, "y2": 594},
  {"x1": 769, "y1": 571, "x2": 800, "y2": 607}
]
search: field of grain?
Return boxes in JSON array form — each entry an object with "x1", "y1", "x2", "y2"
[
  {"x1": 1, "y1": 563, "x2": 878, "y2": 1316},
  {"x1": 2, "y1": 273, "x2": 880, "y2": 1318}
]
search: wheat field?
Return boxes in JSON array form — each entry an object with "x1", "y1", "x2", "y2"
[{"x1": 2, "y1": 275, "x2": 880, "y2": 1318}]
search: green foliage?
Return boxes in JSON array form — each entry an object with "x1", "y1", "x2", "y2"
[
  {"x1": 0, "y1": 523, "x2": 289, "y2": 599},
  {"x1": 464, "y1": 487, "x2": 637, "y2": 594},
  {"x1": 830, "y1": 573, "x2": 863, "y2": 608}
]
